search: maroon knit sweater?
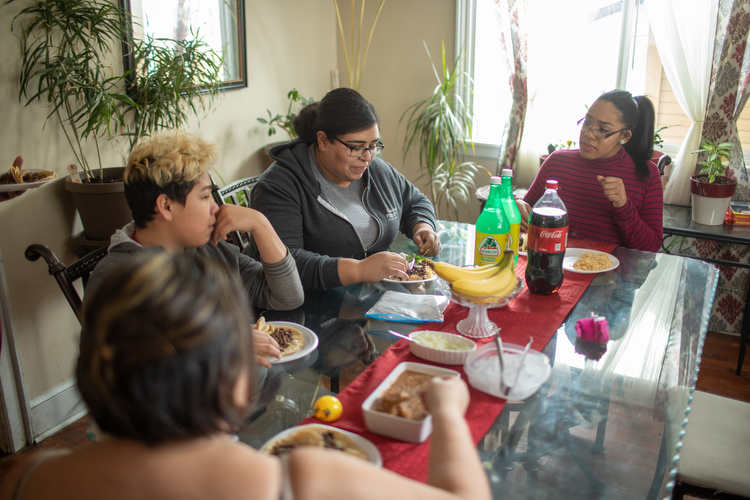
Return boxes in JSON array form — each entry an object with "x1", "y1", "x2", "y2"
[{"x1": 523, "y1": 148, "x2": 663, "y2": 252}]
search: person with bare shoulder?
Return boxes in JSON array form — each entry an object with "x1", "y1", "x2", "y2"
[{"x1": 0, "y1": 252, "x2": 490, "y2": 500}]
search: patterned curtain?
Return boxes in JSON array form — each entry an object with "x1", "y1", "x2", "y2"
[
  {"x1": 493, "y1": 0, "x2": 528, "y2": 174},
  {"x1": 679, "y1": 0, "x2": 750, "y2": 333}
]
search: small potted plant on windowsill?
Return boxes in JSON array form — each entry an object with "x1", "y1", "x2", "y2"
[
  {"x1": 540, "y1": 140, "x2": 577, "y2": 166},
  {"x1": 689, "y1": 138, "x2": 737, "y2": 225}
]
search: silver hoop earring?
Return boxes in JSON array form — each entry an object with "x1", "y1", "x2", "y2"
[{"x1": 619, "y1": 139, "x2": 625, "y2": 145}]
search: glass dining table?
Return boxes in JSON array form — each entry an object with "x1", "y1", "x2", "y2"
[{"x1": 237, "y1": 221, "x2": 718, "y2": 500}]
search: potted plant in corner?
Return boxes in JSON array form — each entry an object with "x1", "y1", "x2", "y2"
[
  {"x1": 690, "y1": 138, "x2": 737, "y2": 225},
  {"x1": 9, "y1": 0, "x2": 224, "y2": 243},
  {"x1": 400, "y1": 41, "x2": 488, "y2": 221},
  {"x1": 120, "y1": 33, "x2": 223, "y2": 148},
  {"x1": 9, "y1": 0, "x2": 136, "y2": 242}
]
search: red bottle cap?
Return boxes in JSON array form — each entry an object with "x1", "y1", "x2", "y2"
[{"x1": 545, "y1": 180, "x2": 559, "y2": 190}]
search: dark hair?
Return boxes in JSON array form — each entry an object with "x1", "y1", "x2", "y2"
[
  {"x1": 596, "y1": 90, "x2": 656, "y2": 180},
  {"x1": 124, "y1": 130, "x2": 218, "y2": 228},
  {"x1": 293, "y1": 87, "x2": 380, "y2": 142},
  {"x1": 76, "y1": 251, "x2": 255, "y2": 445}
]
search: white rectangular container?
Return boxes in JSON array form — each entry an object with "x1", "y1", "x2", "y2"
[{"x1": 361, "y1": 361, "x2": 460, "y2": 443}]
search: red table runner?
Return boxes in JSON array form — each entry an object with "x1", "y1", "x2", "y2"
[{"x1": 301, "y1": 239, "x2": 617, "y2": 482}]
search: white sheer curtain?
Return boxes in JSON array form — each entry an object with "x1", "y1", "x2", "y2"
[
  {"x1": 514, "y1": 0, "x2": 625, "y2": 188},
  {"x1": 646, "y1": 0, "x2": 719, "y2": 206}
]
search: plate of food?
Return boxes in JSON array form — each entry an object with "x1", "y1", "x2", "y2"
[
  {"x1": 255, "y1": 319, "x2": 319, "y2": 364},
  {"x1": 260, "y1": 424, "x2": 382, "y2": 467},
  {"x1": 382, "y1": 254, "x2": 436, "y2": 283},
  {"x1": 0, "y1": 167, "x2": 58, "y2": 192},
  {"x1": 563, "y1": 248, "x2": 619, "y2": 274}
]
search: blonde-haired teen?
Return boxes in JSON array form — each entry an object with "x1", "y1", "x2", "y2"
[{"x1": 88, "y1": 130, "x2": 304, "y2": 367}]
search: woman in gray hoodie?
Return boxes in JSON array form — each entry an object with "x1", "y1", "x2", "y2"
[{"x1": 249, "y1": 88, "x2": 441, "y2": 290}]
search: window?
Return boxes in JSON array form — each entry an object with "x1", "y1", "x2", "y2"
[{"x1": 459, "y1": 0, "x2": 750, "y2": 161}]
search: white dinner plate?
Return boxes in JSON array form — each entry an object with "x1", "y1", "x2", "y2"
[
  {"x1": 0, "y1": 170, "x2": 57, "y2": 192},
  {"x1": 264, "y1": 321, "x2": 319, "y2": 364},
  {"x1": 562, "y1": 248, "x2": 619, "y2": 274},
  {"x1": 382, "y1": 275, "x2": 437, "y2": 284},
  {"x1": 260, "y1": 424, "x2": 382, "y2": 467},
  {"x1": 464, "y1": 342, "x2": 552, "y2": 401}
]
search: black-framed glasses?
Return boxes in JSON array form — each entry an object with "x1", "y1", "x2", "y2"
[
  {"x1": 334, "y1": 137, "x2": 385, "y2": 158},
  {"x1": 577, "y1": 118, "x2": 627, "y2": 140}
]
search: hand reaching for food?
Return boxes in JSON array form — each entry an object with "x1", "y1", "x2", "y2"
[
  {"x1": 412, "y1": 222, "x2": 442, "y2": 256},
  {"x1": 360, "y1": 251, "x2": 409, "y2": 282}
]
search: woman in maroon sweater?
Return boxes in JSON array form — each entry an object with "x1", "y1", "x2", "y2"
[{"x1": 519, "y1": 90, "x2": 663, "y2": 252}]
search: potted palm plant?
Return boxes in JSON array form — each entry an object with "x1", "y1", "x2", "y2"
[
  {"x1": 9, "y1": 0, "x2": 136, "y2": 241},
  {"x1": 9, "y1": 0, "x2": 223, "y2": 241},
  {"x1": 690, "y1": 138, "x2": 737, "y2": 225},
  {"x1": 400, "y1": 42, "x2": 487, "y2": 221},
  {"x1": 121, "y1": 33, "x2": 223, "y2": 147}
]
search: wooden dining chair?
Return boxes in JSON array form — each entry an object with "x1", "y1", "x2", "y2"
[
  {"x1": 670, "y1": 391, "x2": 750, "y2": 499},
  {"x1": 209, "y1": 174, "x2": 261, "y2": 249},
  {"x1": 25, "y1": 243, "x2": 108, "y2": 324}
]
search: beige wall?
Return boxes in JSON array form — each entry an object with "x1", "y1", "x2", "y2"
[
  {"x1": 0, "y1": 0, "x2": 336, "y2": 403},
  {"x1": 336, "y1": 0, "x2": 487, "y2": 221}
]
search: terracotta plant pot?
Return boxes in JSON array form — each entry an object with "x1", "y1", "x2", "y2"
[
  {"x1": 689, "y1": 175, "x2": 738, "y2": 225},
  {"x1": 64, "y1": 167, "x2": 132, "y2": 241}
]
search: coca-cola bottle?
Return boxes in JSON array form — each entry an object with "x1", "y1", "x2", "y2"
[{"x1": 525, "y1": 180, "x2": 569, "y2": 294}]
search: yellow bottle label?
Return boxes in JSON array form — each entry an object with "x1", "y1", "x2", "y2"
[
  {"x1": 474, "y1": 231, "x2": 509, "y2": 266},
  {"x1": 507, "y1": 222, "x2": 521, "y2": 258}
]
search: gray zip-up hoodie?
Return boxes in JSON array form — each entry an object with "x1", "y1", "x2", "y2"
[
  {"x1": 246, "y1": 140, "x2": 436, "y2": 290},
  {"x1": 88, "y1": 222, "x2": 304, "y2": 311}
]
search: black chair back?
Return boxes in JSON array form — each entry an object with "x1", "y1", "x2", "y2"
[
  {"x1": 25, "y1": 244, "x2": 108, "y2": 324},
  {"x1": 210, "y1": 174, "x2": 261, "y2": 249}
]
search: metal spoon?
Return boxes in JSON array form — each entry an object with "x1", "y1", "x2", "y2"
[
  {"x1": 508, "y1": 336, "x2": 534, "y2": 396},
  {"x1": 388, "y1": 330, "x2": 419, "y2": 343}
]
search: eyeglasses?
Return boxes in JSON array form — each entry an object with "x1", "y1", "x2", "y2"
[
  {"x1": 577, "y1": 118, "x2": 627, "y2": 140},
  {"x1": 334, "y1": 137, "x2": 385, "y2": 158}
]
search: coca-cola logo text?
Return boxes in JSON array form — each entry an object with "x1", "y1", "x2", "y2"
[{"x1": 539, "y1": 229, "x2": 564, "y2": 239}]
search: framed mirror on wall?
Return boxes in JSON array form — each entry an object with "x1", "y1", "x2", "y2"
[{"x1": 119, "y1": 0, "x2": 247, "y2": 91}]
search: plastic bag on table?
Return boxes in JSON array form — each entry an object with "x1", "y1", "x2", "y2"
[{"x1": 364, "y1": 291, "x2": 449, "y2": 323}]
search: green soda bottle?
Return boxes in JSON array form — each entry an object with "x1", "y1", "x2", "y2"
[
  {"x1": 474, "y1": 176, "x2": 510, "y2": 266},
  {"x1": 500, "y1": 168, "x2": 522, "y2": 266}
]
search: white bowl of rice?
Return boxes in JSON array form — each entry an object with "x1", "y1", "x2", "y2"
[{"x1": 408, "y1": 331, "x2": 477, "y2": 365}]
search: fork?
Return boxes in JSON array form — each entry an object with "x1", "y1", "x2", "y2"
[{"x1": 494, "y1": 333, "x2": 508, "y2": 396}]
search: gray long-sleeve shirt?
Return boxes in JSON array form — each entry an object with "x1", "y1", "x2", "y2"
[{"x1": 88, "y1": 222, "x2": 304, "y2": 311}]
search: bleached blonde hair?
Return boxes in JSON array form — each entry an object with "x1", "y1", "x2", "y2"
[
  {"x1": 125, "y1": 129, "x2": 218, "y2": 186},
  {"x1": 124, "y1": 130, "x2": 219, "y2": 227}
]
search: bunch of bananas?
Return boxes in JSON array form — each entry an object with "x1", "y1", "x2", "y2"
[{"x1": 433, "y1": 250, "x2": 518, "y2": 301}]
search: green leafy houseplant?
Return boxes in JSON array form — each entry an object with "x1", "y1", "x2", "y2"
[
  {"x1": 653, "y1": 125, "x2": 670, "y2": 148},
  {"x1": 257, "y1": 89, "x2": 315, "y2": 139},
  {"x1": 400, "y1": 42, "x2": 487, "y2": 221},
  {"x1": 692, "y1": 138, "x2": 735, "y2": 183},
  {"x1": 121, "y1": 33, "x2": 224, "y2": 148},
  {"x1": 9, "y1": 0, "x2": 135, "y2": 180}
]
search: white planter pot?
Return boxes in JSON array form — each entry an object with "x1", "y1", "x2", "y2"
[{"x1": 691, "y1": 193, "x2": 732, "y2": 225}]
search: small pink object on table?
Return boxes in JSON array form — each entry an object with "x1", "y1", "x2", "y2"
[{"x1": 575, "y1": 316, "x2": 609, "y2": 343}]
